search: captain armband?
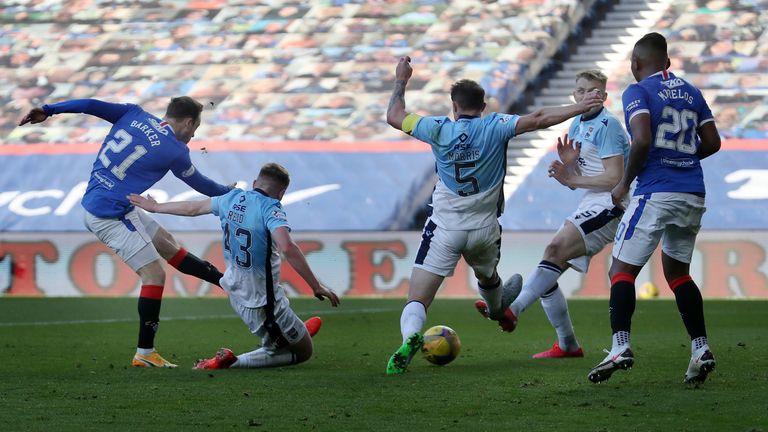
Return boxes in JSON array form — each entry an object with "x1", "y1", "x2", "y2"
[{"x1": 402, "y1": 113, "x2": 421, "y2": 134}]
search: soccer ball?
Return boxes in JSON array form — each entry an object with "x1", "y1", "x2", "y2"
[
  {"x1": 421, "y1": 325, "x2": 461, "y2": 365},
  {"x1": 638, "y1": 281, "x2": 659, "y2": 299}
]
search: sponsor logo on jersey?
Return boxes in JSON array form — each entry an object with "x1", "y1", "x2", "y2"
[
  {"x1": 93, "y1": 171, "x2": 115, "y2": 189},
  {"x1": 661, "y1": 78, "x2": 685, "y2": 89},
  {"x1": 181, "y1": 165, "x2": 196, "y2": 177},
  {"x1": 661, "y1": 157, "x2": 696, "y2": 168},
  {"x1": 625, "y1": 99, "x2": 642, "y2": 112},
  {"x1": 272, "y1": 210, "x2": 287, "y2": 220},
  {"x1": 148, "y1": 118, "x2": 170, "y2": 136}
]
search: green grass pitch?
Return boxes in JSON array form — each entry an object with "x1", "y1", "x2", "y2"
[{"x1": 0, "y1": 297, "x2": 766, "y2": 431}]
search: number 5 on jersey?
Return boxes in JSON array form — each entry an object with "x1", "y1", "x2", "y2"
[{"x1": 454, "y1": 162, "x2": 479, "y2": 196}]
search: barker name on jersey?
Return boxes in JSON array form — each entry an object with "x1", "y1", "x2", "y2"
[{"x1": 41, "y1": 99, "x2": 228, "y2": 218}]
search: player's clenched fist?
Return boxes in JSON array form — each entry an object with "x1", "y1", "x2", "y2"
[{"x1": 395, "y1": 56, "x2": 413, "y2": 82}]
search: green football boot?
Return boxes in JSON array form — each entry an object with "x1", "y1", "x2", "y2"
[{"x1": 386, "y1": 332, "x2": 424, "y2": 375}]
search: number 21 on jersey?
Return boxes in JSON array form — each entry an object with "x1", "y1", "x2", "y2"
[{"x1": 98, "y1": 128, "x2": 148, "y2": 180}]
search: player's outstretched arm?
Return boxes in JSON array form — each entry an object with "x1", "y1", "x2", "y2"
[
  {"x1": 515, "y1": 92, "x2": 603, "y2": 135},
  {"x1": 386, "y1": 56, "x2": 414, "y2": 131},
  {"x1": 697, "y1": 121, "x2": 721, "y2": 160},
  {"x1": 170, "y1": 155, "x2": 231, "y2": 197},
  {"x1": 21, "y1": 99, "x2": 132, "y2": 125},
  {"x1": 272, "y1": 227, "x2": 340, "y2": 307},
  {"x1": 128, "y1": 193, "x2": 213, "y2": 217}
]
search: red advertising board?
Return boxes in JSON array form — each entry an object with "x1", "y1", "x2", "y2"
[{"x1": 1, "y1": 231, "x2": 766, "y2": 298}]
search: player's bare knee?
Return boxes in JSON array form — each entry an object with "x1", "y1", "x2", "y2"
[
  {"x1": 152, "y1": 228, "x2": 181, "y2": 260},
  {"x1": 137, "y1": 260, "x2": 165, "y2": 285},
  {"x1": 661, "y1": 254, "x2": 690, "y2": 281},
  {"x1": 543, "y1": 242, "x2": 566, "y2": 265}
]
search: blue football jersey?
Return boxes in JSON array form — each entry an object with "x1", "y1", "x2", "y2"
[
  {"x1": 409, "y1": 112, "x2": 519, "y2": 229},
  {"x1": 211, "y1": 188, "x2": 289, "y2": 308},
  {"x1": 622, "y1": 71, "x2": 714, "y2": 195},
  {"x1": 42, "y1": 99, "x2": 229, "y2": 218}
]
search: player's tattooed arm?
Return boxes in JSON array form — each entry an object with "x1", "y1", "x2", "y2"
[{"x1": 386, "y1": 56, "x2": 413, "y2": 131}]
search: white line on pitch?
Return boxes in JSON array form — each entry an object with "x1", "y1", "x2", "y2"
[{"x1": 0, "y1": 307, "x2": 401, "y2": 327}]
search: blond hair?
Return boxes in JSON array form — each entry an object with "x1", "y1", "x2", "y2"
[{"x1": 575, "y1": 70, "x2": 608, "y2": 86}]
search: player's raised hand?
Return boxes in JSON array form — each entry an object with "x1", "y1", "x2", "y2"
[
  {"x1": 313, "y1": 283, "x2": 341, "y2": 307},
  {"x1": 577, "y1": 90, "x2": 603, "y2": 112},
  {"x1": 556, "y1": 134, "x2": 581, "y2": 166},
  {"x1": 18, "y1": 107, "x2": 49, "y2": 126},
  {"x1": 548, "y1": 160, "x2": 571, "y2": 187},
  {"x1": 610, "y1": 183, "x2": 629, "y2": 210},
  {"x1": 395, "y1": 56, "x2": 413, "y2": 82},
  {"x1": 127, "y1": 193, "x2": 159, "y2": 212}
]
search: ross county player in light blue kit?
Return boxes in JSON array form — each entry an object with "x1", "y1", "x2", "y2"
[
  {"x1": 476, "y1": 70, "x2": 630, "y2": 359},
  {"x1": 19, "y1": 97, "x2": 231, "y2": 368},
  {"x1": 384, "y1": 56, "x2": 604, "y2": 374},
  {"x1": 587, "y1": 33, "x2": 722, "y2": 384},
  {"x1": 129, "y1": 163, "x2": 339, "y2": 369}
]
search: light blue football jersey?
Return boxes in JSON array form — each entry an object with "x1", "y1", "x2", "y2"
[
  {"x1": 409, "y1": 112, "x2": 519, "y2": 229},
  {"x1": 211, "y1": 188, "x2": 289, "y2": 308},
  {"x1": 622, "y1": 70, "x2": 714, "y2": 195},
  {"x1": 567, "y1": 107, "x2": 630, "y2": 205}
]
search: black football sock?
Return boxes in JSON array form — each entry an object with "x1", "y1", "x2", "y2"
[{"x1": 168, "y1": 248, "x2": 223, "y2": 287}]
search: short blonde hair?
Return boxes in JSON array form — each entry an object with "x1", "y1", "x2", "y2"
[{"x1": 575, "y1": 70, "x2": 608, "y2": 86}]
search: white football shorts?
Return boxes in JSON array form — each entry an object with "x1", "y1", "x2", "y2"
[
  {"x1": 230, "y1": 294, "x2": 307, "y2": 350},
  {"x1": 414, "y1": 218, "x2": 501, "y2": 279},
  {"x1": 563, "y1": 202, "x2": 624, "y2": 273},
  {"x1": 613, "y1": 192, "x2": 706, "y2": 266},
  {"x1": 83, "y1": 207, "x2": 162, "y2": 271}
]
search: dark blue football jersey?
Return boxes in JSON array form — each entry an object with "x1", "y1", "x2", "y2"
[
  {"x1": 622, "y1": 71, "x2": 714, "y2": 195},
  {"x1": 43, "y1": 99, "x2": 228, "y2": 218}
]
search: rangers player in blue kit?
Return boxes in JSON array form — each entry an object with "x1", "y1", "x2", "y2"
[
  {"x1": 587, "y1": 33, "x2": 722, "y2": 384},
  {"x1": 19, "y1": 97, "x2": 231, "y2": 368}
]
